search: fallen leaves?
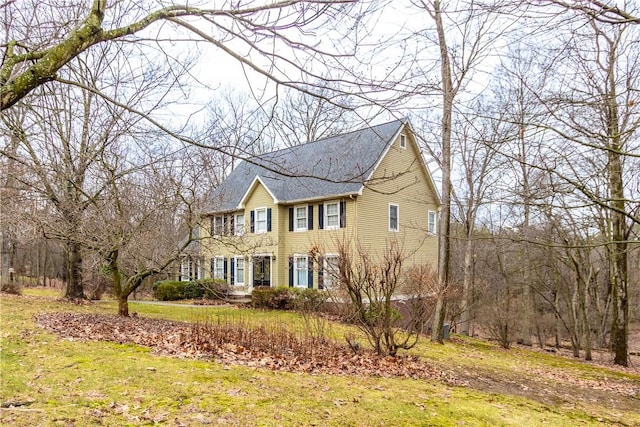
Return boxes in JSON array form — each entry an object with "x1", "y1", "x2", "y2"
[
  {"x1": 36, "y1": 312, "x2": 459, "y2": 384},
  {"x1": 527, "y1": 367, "x2": 639, "y2": 397}
]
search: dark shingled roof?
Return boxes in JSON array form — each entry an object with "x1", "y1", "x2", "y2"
[{"x1": 206, "y1": 119, "x2": 405, "y2": 213}]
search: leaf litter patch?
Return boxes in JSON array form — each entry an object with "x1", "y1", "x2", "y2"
[{"x1": 36, "y1": 312, "x2": 460, "y2": 384}]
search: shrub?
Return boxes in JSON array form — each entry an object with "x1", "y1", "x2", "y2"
[
  {"x1": 252, "y1": 286, "x2": 294, "y2": 310},
  {"x1": 183, "y1": 281, "x2": 205, "y2": 299},
  {"x1": 251, "y1": 287, "x2": 328, "y2": 311},
  {"x1": 153, "y1": 280, "x2": 186, "y2": 301},
  {"x1": 292, "y1": 288, "x2": 327, "y2": 312},
  {"x1": 152, "y1": 279, "x2": 231, "y2": 301},
  {"x1": 199, "y1": 278, "x2": 230, "y2": 300}
]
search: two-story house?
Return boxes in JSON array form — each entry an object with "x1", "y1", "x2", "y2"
[{"x1": 185, "y1": 118, "x2": 440, "y2": 293}]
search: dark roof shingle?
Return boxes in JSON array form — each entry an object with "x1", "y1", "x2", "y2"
[{"x1": 206, "y1": 119, "x2": 405, "y2": 212}]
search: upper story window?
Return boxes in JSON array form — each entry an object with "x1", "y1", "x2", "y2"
[
  {"x1": 255, "y1": 207, "x2": 267, "y2": 233},
  {"x1": 234, "y1": 214, "x2": 245, "y2": 236},
  {"x1": 389, "y1": 203, "x2": 399, "y2": 232},
  {"x1": 212, "y1": 215, "x2": 226, "y2": 235},
  {"x1": 428, "y1": 210, "x2": 437, "y2": 234},
  {"x1": 400, "y1": 134, "x2": 407, "y2": 149},
  {"x1": 325, "y1": 201, "x2": 340, "y2": 229},
  {"x1": 250, "y1": 207, "x2": 271, "y2": 233},
  {"x1": 295, "y1": 205, "x2": 307, "y2": 231}
]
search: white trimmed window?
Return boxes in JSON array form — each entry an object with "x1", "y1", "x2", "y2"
[
  {"x1": 180, "y1": 258, "x2": 189, "y2": 281},
  {"x1": 213, "y1": 257, "x2": 225, "y2": 280},
  {"x1": 428, "y1": 210, "x2": 437, "y2": 234},
  {"x1": 400, "y1": 134, "x2": 407, "y2": 149},
  {"x1": 234, "y1": 257, "x2": 245, "y2": 285},
  {"x1": 389, "y1": 203, "x2": 399, "y2": 232},
  {"x1": 180, "y1": 257, "x2": 200, "y2": 281},
  {"x1": 212, "y1": 215, "x2": 225, "y2": 235},
  {"x1": 325, "y1": 201, "x2": 339, "y2": 229},
  {"x1": 324, "y1": 255, "x2": 339, "y2": 289},
  {"x1": 234, "y1": 214, "x2": 245, "y2": 236},
  {"x1": 295, "y1": 205, "x2": 307, "y2": 231},
  {"x1": 294, "y1": 255, "x2": 308, "y2": 288},
  {"x1": 255, "y1": 207, "x2": 267, "y2": 233}
]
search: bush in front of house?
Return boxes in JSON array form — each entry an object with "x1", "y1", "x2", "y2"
[
  {"x1": 291, "y1": 288, "x2": 327, "y2": 312},
  {"x1": 198, "y1": 278, "x2": 230, "y2": 300},
  {"x1": 251, "y1": 286, "x2": 293, "y2": 309},
  {"x1": 251, "y1": 287, "x2": 327, "y2": 311},
  {"x1": 153, "y1": 280, "x2": 186, "y2": 301},
  {"x1": 183, "y1": 281, "x2": 205, "y2": 299},
  {"x1": 152, "y1": 279, "x2": 230, "y2": 301}
]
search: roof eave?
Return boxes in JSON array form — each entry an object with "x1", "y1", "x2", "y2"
[{"x1": 280, "y1": 191, "x2": 360, "y2": 205}]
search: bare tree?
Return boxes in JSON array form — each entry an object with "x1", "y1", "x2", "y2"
[
  {"x1": 412, "y1": 0, "x2": 511, "y2": 343},
  {"x1": 450, "y1": 99, "x2": 506, "y2": 336},
  {"x1": 325, "y1": 238, "x2": 435, "y2": 356},
  {"x1": 1, "y1": 0, "x2": 358, "y2": 112},
  {"x1": 523, "y1": 11, "x2": 640, "y2": 366},
  {"x1": 92, "y1": 148, "x2": 202, "y2": 316},
  {"x1": 0, "y1": 38, "x2": 171, "y2": 298},
  {"x1": 270, "y1": 83, "x2": 358, "y2": 147},
  {"x1": 199, "y1": 89, "x2": 278, "y2": 183}
]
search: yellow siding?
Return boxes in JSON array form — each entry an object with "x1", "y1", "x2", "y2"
[{"x1": 355, "y1": 128, "x2": 439, "y2": 268}]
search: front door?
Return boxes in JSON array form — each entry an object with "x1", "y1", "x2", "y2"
[{"x1": 252, "y1": 256, "x2": 271, "y2": 287}]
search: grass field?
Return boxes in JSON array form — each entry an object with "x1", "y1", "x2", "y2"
[{"x1": 1, "y1": 288, "x2": 639, "y2": 426}]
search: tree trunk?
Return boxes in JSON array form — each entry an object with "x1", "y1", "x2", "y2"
[
  {"x1": 64, "y1": 240, "x2": 85, "y2": 299},
  {"x1": 431, "y1": 0, "x2": 452, "y2": 344},
  {"x1": 605, "y1": 47, "x2": 628, "y2": 366},
  {"x1": 459, "y1": 233, "x2": 474, "y2": 335},
  {"x1": 118, "y1": 294, "x2": 129, "y2": 317},
  {"x1": 568, "y1": 289, "x2": 581, "y2": 358},
  {"x1": 519, "y1": 126, "x2": 533, "y2": 347},
  {"x1": 553, "y1": 290, "x2": 561, "y2": 349},
  {"x1": 579, "y1": 268, "x2": 593, "y2": 361}
]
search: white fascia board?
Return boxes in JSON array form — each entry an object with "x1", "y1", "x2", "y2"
[{"x1": 281, "y1": 192, "x2": 359, "y2": 205}]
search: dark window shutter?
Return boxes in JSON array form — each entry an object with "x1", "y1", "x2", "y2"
[
  {"x1": 289, "y1": 207, "x2": 294, "y2": 232},
  {"x1": 223, "y1": 258, "x2": 228, "y2": 281},
  {"x1": 307, "y1": 258, "x2": 313, "y2": 289},
  {"x1": 230, "y1": 258, "x2": 235, "y2": 285},
  {"x1": 339, "y1": 201, "x2": 346, "y2": 228},
  {"x1": 318, "y1": 204, "x2": 324, "y2": 229},
  {"x1": 317, "y1": 256, "x2": 324, "y2": 290},
  {"x1": 267, "y1": 208, "x2": 272, "y2": 231},
  {"x1": 288, "y1": 256, "x2": 294, "y2": 287},
  {"x1": 229, "y1": 215, "x2": 235, "y2": 235},
  {"x1": 308, "y1": 205, "x2": 314, "y2": 230},
  {"x1": 210, "y1": 217, "x2": 215, "y2": 235},
  {"x1": 250, "y1": 210, "x2": 255, "y2": 233},
  {"x1": 210, "y1": 258, "x2": 215, "y2": 278}
]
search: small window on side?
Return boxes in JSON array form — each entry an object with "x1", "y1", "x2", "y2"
[
  {"x1": 428, "y1": 210, "x2": 437, "y2": 234},
  {"x1": 400, "y1": 134, "x2": 407, "y2": 149},
  {"x1": 389, "y1": 203, "x2": 399, "y2": 232}
]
